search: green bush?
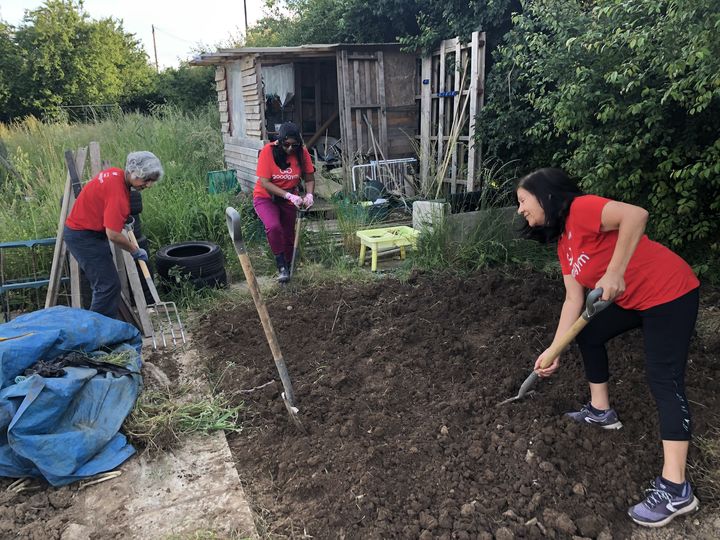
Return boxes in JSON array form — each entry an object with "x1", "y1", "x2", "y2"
[{"x1": 480, "y1": 0, "x2": 720, "y2": 275}]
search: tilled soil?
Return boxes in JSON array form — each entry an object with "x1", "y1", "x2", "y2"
[{"x1": 196, "y1": 269, "x2": 720, "y2": 539}]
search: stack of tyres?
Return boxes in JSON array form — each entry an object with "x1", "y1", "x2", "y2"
[{"x1": 155, "y1": 241, "x2": 227, "y2": 290}]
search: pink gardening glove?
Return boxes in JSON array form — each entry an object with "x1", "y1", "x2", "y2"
[
  {"x1": 284, "y1": 192, "x2": 303, "y2": 208},
  {"x1": 303, "y1": 193, "x2": 314, "y2": 208}
]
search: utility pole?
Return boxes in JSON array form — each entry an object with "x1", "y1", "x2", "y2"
[
  {"x1": 243, "y1": 0, "x2": 248, "y2": 35},
  {"x1": 151, "y1": 24, "x2": 159, "y2": 73}
]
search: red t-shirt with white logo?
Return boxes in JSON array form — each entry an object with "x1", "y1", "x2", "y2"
[
  {"x1": 253, "y1": 142, "x2": 315, "y2": 199},
  {"x1": 557, "y1": 195, "x2": 699, "y2": 310},
  {"x1": 65, "y1": 167, "x2": 130, "y2": 233}
]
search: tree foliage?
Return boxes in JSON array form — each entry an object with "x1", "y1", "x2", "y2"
[
  {"x1": 1, "y1": 0, "x2": 155, "y2": 121},
  {"x1": 246, "y1": 0, "x2": 519, "y2": 51},
  {"x1": 0, "y1": 1, "x2": 215, "y2": 121},
  {"x1": 480, "y1": 0, "x2": 720, "y2": 261},
  {"x1": 0, "y1": 22, "x2": 24, "y2": 120}
]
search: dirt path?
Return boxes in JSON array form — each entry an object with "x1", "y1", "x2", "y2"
[
  {"x1": 196, "y1": 269, "x2": 720, "y2": 539},
  {"x1": 0, "y1": 342, "x2": 255, "y2": 540}
]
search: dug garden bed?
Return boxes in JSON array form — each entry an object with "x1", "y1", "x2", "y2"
[{"x1": 196, "y1": 269, "x2": 720, "y2": 539}]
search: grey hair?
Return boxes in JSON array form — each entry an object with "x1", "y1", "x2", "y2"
[{"x1": 125, "y1": 151, "x2": 164, "y2": 181}]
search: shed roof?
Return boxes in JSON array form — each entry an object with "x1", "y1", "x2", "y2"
[{"x1": 189, "y1": 43, "x2": 406, "y2": 65}]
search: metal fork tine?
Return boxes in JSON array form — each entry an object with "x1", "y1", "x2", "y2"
[{"x1": 146, "y1": 300, "x2": 185, "y2": 349}]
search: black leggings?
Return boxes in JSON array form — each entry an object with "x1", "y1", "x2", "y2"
[{"x1": 575, "y1": 288, "x2": 699, "y2": 441}]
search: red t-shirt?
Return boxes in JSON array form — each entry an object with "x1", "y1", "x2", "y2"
[
  {"x1": 558, "y1": 195, "x2": 699, "y2": 310},
  {"x1": 253, "y1": 142, "x2": 315, "y2": 199},
  {"x1": 65, "y1": 167, "x2": 130, "y2": 233}
]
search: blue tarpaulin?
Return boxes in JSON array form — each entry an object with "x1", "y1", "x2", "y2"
[{"x1": 0, "y1": 307, "x2": 143, "y2": 486}]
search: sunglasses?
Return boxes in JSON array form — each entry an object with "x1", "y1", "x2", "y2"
[{"x1": 281, "y1": 141, "x2": 301, "y2": 148}]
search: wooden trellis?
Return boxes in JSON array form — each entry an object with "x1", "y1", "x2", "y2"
[{"x1": 420, "y1": 31, "x2": 486, "y2": 195}]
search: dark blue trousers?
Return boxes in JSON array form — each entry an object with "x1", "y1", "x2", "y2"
[{"x1": 63, "y1": 226, "x2": 121, "y2": 319}]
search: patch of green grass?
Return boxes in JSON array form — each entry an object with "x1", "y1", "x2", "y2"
[{"x1": 411, "y1": 209, "x2": 557, "y2": 275}]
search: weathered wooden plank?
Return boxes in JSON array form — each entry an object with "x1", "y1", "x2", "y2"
[
  {"x1": 45, "y1": 148, "x2": 87, "y2": 308},
  {"x1": 256, "y1": 60, "x2": 267, "y2": 140},
  {"x1": 353, "y1": 59, "x2": 363, "y2": 153},
  {"x1": 349, "y1": 103, "x2": 382, "y2": 110},
  {"x1": 451, "y1": 39, "x2": 462, "y2": 194},
  {"x1": 224, "y1": 153, "x2": 259, "y2": 170},
  {"x1": 346, "y1": 54, "x2": 378, "y2": 61},
  {"x1": 121, "y1": 245, "x2": 153, "y2": 337},
  {"x1": 420, "y1": 56, "x2": 432, "y2": 191},
  {"x1": 437, "y1": 38, "x2": 446, "y2": 173},
  {"x1": 467, "y1": 31, "x2": 481, "y2": 192},
  {"x1": 240, "y1": 56, "x2": 254, "y2": 70},
  {"x1": 225, "y1": 143, "x2": 263, "y2": 159},
  {"x1": 226, "y1": 135, "x2": 265, "y2": 150},
  {"x1": 377, "y1": 51, "x2": 389, "y2": 156},
  {"x1": 340, "y1": 50, "x2": 355, "y2": 158}
]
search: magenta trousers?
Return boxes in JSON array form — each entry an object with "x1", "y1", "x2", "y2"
[{"x1": 253, "y1": 196, "x2": 297, "y2": 261}]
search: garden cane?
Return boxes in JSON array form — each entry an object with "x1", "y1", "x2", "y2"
[
  {"x1": 225, "y1": 207, "x2": 306, "y2": 433},
  {"x1": 498, "y1": 288, "x2": 612, "y2": 406},
  {"x1": 289, "y1": 209, "x2": 307, "y2": 278},
  {"x1": 126, "y1": 222, "x2": 186, "y2": 349}
]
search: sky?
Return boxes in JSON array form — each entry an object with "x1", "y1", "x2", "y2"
[{"x1": 0, "y1": 0, "x2": 269, "y2": 69}]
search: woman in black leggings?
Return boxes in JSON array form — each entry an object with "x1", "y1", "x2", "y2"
[{"x1": 516, "y1": 168, "x2": 700, "y2": 528}]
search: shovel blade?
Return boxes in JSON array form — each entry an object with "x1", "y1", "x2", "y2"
[{"x1": 497, "y1": 370, "x2": 539, "y2": 406}]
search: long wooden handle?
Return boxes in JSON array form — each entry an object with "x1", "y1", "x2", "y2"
[
  {"x1": 290, "y1": 212, "x2": 304, "y2": 277},
  {"x1": 539, "y1": 316, "x2": 589, "y2": 369},
  {"x1": 126, "y1": 228, "x2": 161, "y2": 304},
  {"x1": 237, "y1": 251, "x2": 296, "y2": 405},
  {"x1": 305, "y1": 111, "x2": 340, "y2": 149}
]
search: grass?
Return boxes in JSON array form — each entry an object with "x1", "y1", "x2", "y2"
[
  {"x1": 0, "y1": 106, "x2": 271, "y2": 309},
  {"x1": 123, "y1": 385, "x2": 243, "y2": 452},
  {"x1": 691, "y1": 423, "x2": 720, "y2": 508},
  {"x1": 0, "y1": 104, "x2": 227, "y2": 244}
]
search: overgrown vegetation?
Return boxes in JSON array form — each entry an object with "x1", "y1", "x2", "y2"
[{"x1": 0, "y1": 104, "x2": 226, "y2": 245}]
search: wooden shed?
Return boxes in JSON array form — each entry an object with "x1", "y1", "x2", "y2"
[{"x1": 191, "y1": 34, "x2": 486, "y2": 194}]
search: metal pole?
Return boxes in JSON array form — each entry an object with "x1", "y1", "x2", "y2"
[
  {"x1": 152, "y1": 24, "x2": 159, "y2": 73},
  {"x1": 243, "y1": 0, "x2": 248, "y2": 35}
]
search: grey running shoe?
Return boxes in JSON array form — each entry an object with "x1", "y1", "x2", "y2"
[
  {"x1": 565, "y1": 403, "x2": 623, "y2": 430},
  {"x1": 628, "y1": 477, "x2": 699, "y2": 527}
]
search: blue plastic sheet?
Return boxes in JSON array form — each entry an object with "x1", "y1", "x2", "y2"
[{"x1": 0, "y1": 307, "x2": 143, "y2": 486}]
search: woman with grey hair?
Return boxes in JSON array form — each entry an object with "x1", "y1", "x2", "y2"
[{"x1": 64, "y1": 151, "x2": 164, "y2": 319}]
